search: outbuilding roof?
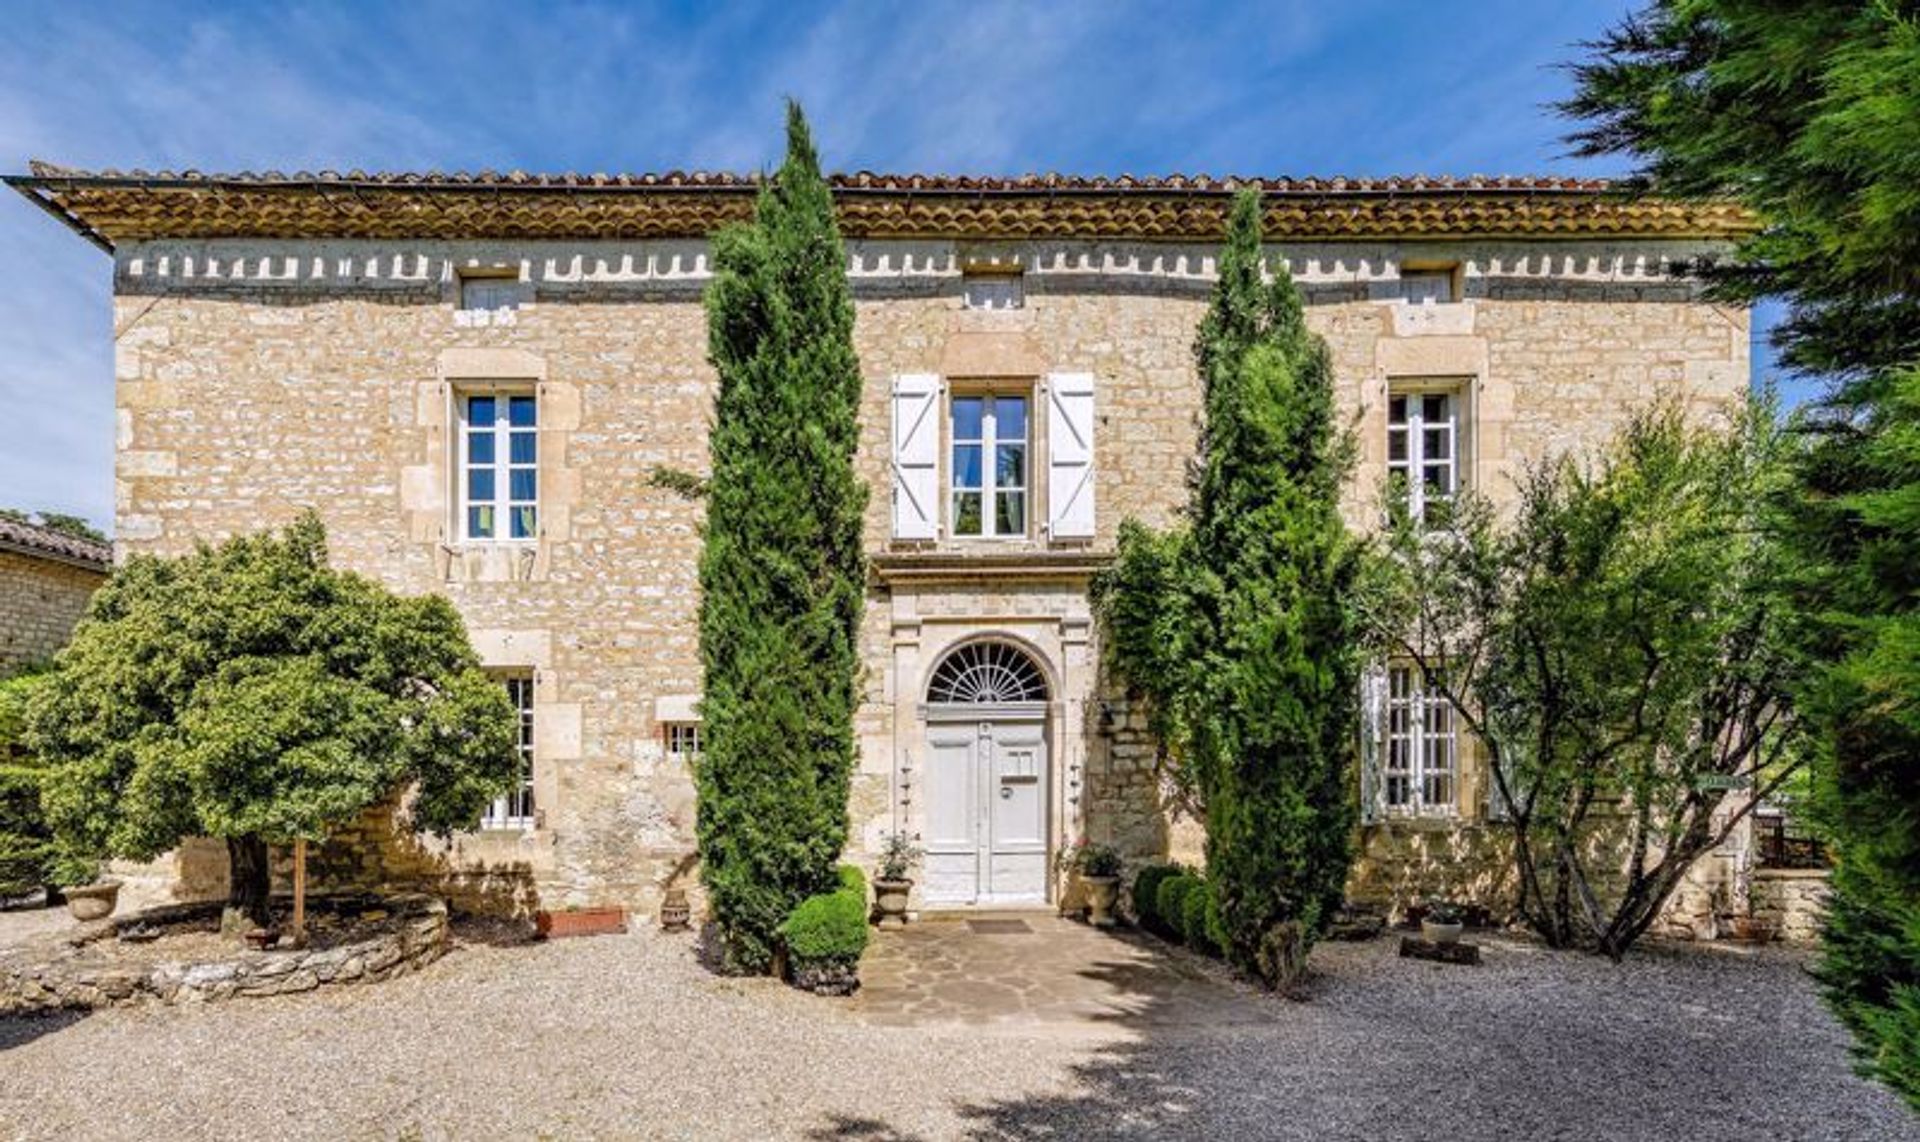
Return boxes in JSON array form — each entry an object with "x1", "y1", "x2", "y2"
[
  {"x1": 0, "y1": 516, "x2": 111, "y2": 573},
  {"x1": 6, "y1": 163, "x2": 1752, "y2": 252}
]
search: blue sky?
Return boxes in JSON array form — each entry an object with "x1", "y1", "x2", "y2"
[{"x1": 0, "y1": 0, "x2": 1797, "y2": 532}]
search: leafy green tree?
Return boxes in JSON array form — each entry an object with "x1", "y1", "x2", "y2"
[
  {"x1": 1565, "y1": 0, "x2": 1920, "y2": 1099},
  {"x1": 1095, "y1": 189, "x2": 1360, "y2": 987},
  {"x1": 0, "y1": 665, "x2": 67, "y2": 900},
  {"x1": 695, "y1": 102, "x2": 867, "y2": 974},
  {"x1": 1363, "y1": 402, "x2": 1801, "y2": 958},
  {"x1": 0, "y1": 508, "x2": 106, "y2": 545},
  {"x1": 23, "y1": 513, "x2": 518, "y2": 928}
]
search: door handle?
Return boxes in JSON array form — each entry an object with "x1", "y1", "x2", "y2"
[{"x1": 1000, "y1": 785, "x2": 1013, "y2": 799}]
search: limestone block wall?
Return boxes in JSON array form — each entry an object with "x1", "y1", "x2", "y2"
[
  {"x1": 109, "y1": 233, "x2": 1748, "y2": 916},
  {"x1": 0, "y1": 552, "x2": 104, "y2": 672}
]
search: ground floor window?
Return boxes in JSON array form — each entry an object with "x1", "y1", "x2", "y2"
[
  {"x1": 1381, "y1": 664, "x2": 1458, "y2": 817},
  {"x1": 481, "y1": 674, "x2": 535, "y2": 829},
  {"x1": 664, "y1": 722, "x2": 702, "y2": 767}
]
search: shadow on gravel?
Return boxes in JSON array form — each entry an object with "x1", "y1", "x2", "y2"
[{"x1": 0, "y1": 1008, "x2": 87, "y2": 1052}]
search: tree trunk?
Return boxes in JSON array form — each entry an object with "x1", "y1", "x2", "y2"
[{"x1": 223, "y1": 834, "x2": 271, "y2": 933}]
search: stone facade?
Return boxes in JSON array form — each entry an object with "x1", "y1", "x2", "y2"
[
  {"x1": 0, "y1": 522, "x2": 109, "y2": 673},
  {"x1": 100, "y1": 226, "x2": 1751, "y2": 924}
]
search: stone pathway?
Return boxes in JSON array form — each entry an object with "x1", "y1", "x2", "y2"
[{"x1": 852, "y1": 911, "x2": 1274, "y2": 1029}]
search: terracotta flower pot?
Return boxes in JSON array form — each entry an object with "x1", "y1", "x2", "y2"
[
  {"x1": 1083, "y1": 875, "x2": 1120, "y2": 928},
  {"x1": 535, "y1": 906, "x2": 628, "y2": 939},
  {"x1": 872, "y1": 877, "x2": 912, "y2": 930},
  {"x1": 64, "y1": 880, "x2": 122, "y2": 923},
  {"x1": 1421, "y1": 919, "x2": 1464, "y2": 946}
]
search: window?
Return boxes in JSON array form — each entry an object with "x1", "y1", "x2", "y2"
[
  {"x1": 1384, "y1": 665, "x2": 1457, "y2": 815},
  {"x1": 963, "y1": 271, "x2": 1023, "y2": 311},
  {"x1": 459, "y1": 393, "x2": 538, "y2": 541},
  {"x1": 950, "y1": 392, "x2": 1028, "y2": 538},
  {"x1": 1387, "y1": 386, "x2": 1460, "y2": 523},
  {"x1": 1399, "y1": 266, "x2": 1457, "y2": 304},
  {"x1": 459, "y1": 273, "x2": 520, "y2": 313},
  {"x1": 664, "y1": 722, "x2": 702, "y2": 767},
  {"x1": 482, "y1": 675, "x2": 535, "y2": 829}
]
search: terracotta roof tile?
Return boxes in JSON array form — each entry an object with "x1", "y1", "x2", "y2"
[
  {"x1": 6, "y1": 164, "x2": 1752, "y2": 251},
  {"x1": 0, "y1": 517, "x2": 111, "y2": 571}
]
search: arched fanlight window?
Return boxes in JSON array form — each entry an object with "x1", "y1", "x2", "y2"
[{"x1": 927, "y1": 641, "x2": 1050, "y2": 704}]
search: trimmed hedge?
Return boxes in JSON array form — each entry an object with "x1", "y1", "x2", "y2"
[
  {"x1": 780, "y1": 864, "x2": 870, "y2": 968},
  {"x1": 1156, "y1": 874, "x2": 1201, "y2": 943},
  {"x1": 1146, "y1": 871, "x2": 1227, "y2": 960},
  {"x1": 1131, "y1": 863, "x2": 1186, "y2": 935}
]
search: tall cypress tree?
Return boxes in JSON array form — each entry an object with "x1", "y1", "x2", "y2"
[
  {"x1": 696, "y1": 103, "x2": 866, "y2": 974},
  {"x1": 1096, "y1": 190, "x2": 1359, "y2": 987},
  {"x1": 1565, "y1": 2, "x2": 1920, "y2": 1103}
]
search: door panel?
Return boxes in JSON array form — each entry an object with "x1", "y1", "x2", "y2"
[
  {"x1": 987, "y1": 721, "x2": 1048, "y2": 903},
  {"x1": 923, "y1": 723, "x2": 980, "y2": 905}
]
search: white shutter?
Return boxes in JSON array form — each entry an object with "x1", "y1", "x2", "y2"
[
  {"x1": 891, "y1": 374, "x2": 942, "y2": 540},
  {"x1": 1359, "y1": 664, "x2": 1388, "y2": 825},
  {"x1": 1046, "y1": 372, "x2": 1096, "y2": 539}
]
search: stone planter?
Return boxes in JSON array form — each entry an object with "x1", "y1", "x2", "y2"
[
  {"x1": 1420, "y1": 919, "x2": 1464, "y2": 946},
  {"x1": 1083, "y1": 875, "x2": 1120, "y2": 928},
  {"x1": 536, "y1": 906, "x2": 628, "y2": 940},
  {"x1": 872, "y1": 877, "x2": 912, "y2": 930},
  {"x1": 64, "y1": 880, "x2": 122, "y2": 922},
  {"x1": 1725, "y1": 914, "x2": 1779, "y2": 944}
]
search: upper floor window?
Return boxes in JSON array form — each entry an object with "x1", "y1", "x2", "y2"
[
  {"x1": 963, "y1": 270, "x2": 1024, "y2": 311},
  {"x1": 459, "y1": 273, "x2": 521, "y2": 313},
  {"x1": 951, "y1": 392, "x2": 1028, "y2": 538},
  {"x1": 1398, "y1": 265, "x2": 1458, "y2": 305},
  {"x1": 1384, "y1": 665, "x2": 1457, "y2": 816},
  {"x1": 481, "y1": 674, "x2": 535, "y2": 829},
  {"x1": 1388, "y1": 385, "x2": 1460, "y2": 524},
  {"x1": 664, "y1": 722, "x2": 703, "y2": 767},
  {"x1": 459, "y1": 392, "x2": 538, "y2": 541}
]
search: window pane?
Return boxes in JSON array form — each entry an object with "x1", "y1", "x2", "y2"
[
  {"x1": 1387, "y1": 427, "x2": 1407, "y2": 462},
  {"x1": 467, "y1": 396, "x2": 496, "y2": 425},
  {"x1": 467, "y1": 468, "x2": 495, "y2": 502},
  {"x1": 1423, "y1": 394, "x2": 1449, "y2": 423},
  {"x1": 952, "y1": 444, "x2": 983, "y2": 489},
  {"x1": 469, "y1": 432, "x2": 496, "y2": 465},
  {"x1": 511, "y1": 506, "x2": 537, "y2": 539},
  {"x1": 1423, "y1": 428, "x2": 1451, "y2": 461},
  {"x1": 1388, "y1": 396, "x2": 1407, "y2": 425},
  {"x1": 994, "y1": 396, "x2": 1027, "y2": 441},
  {"x1": 995, "y1": 491, "x2": 1026, "y2": 535},
  {"x1": 509, "y1": 469, "x2": 537, "y2": 501},
  {"x1": 1424, "y1": 464, "x2": 1452, "y2": 494},
  {"x1": 468, "y1": 505, "x2": 495, "y2": 539},
  {"x1": 952, "y1": 492, "x2": 983, "y2": 536},
  {"x1": 952, "y1": 397, "x2": 984, "y2": 441},
  {"x1": 509, "y1": 396, "x2": 537, "y2": 427},
  {"x1": 510, "y1": 431, "x2": 537, "y2": 464},
  {"x1": 995, "y1": 443, "x2": 1026, "y2": 488}
]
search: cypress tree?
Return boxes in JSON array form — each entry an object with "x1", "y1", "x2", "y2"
[
  {"x1": 1096, "y1": 190, "x2": 1359, "y2": 986},
  {"x1": 696, "y1": 103, "x2": 867, "y2": 974}
]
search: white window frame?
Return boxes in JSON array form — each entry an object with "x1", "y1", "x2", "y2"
[
  {"x1": 1383, "y1": 664, "x2": 1458, "y2": 817},
  {"x1": 482, "y1": 674, "x2": 536, "y2": 830},
  {"x1": 664, "y1": 722, "x2": 702, "y2": 767},
  {"x1": 949, "y1": 390, "x2": 1030, "y2": 539},
  {"x1": 1387, "y1": 382, "x2": 1462, "y2": 524},
  {"x1": 962, "y1": 270, "x2": 1024, "y2": 311},
  {"x1": 457, "y1": 390, "x2": 539, "y2": 543}
]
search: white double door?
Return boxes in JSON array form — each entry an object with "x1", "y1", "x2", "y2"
[{"x1": 923, "y1": 715, "x2": 1049, "y2": 906}]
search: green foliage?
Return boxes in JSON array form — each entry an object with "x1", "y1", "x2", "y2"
[
  {"x1": 1094, "y1": 189, "x2": 1359, "y2": 984},
  {"x1": 21, "y1": 513, "x2": 519, "y2": 915},
  {"x1": 1565, "y1": 1, "x2": 1920, "y2": 1097},
  {"x1": 1182, "y1": 879, "x2": 1226, "y2": 957},
  {"x1": 1362, "y1": 400, "x2": 1802, "y2": 956},
  {"x1": 0, "y1": 667, "x2": 60, "y2": 897},
  {"x1": 1130, "y1": 862, "x2": 1185, "y2": 934},
  {"x1": 779, "y1": 864, "x2": 870, "y2": 967},
  {"x1": 1155, "y1": 873, "x2": 1201, "y2": 944},
  {"x1": 695, "y1": 102, "x2": 868, "y2": 975}
]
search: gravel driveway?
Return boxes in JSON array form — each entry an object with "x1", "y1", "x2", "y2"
[{"x1": 0, "y1": 916, "x2": 1910, "y2": 1141}]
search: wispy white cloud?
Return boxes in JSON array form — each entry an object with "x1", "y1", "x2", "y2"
[{"x1": 0, "y1": 0, "x2": 1654, "y2": 530}]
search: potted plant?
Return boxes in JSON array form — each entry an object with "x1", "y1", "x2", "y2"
[
  {"x1": 1060, "y1": 840, "x2": 1125, "y2": 927},
  {"x1": 872, "y1": 831, "x2": 921, "y2": 930},
  {"x1": 1420, "y1": 901, "x2": 1466, "y2": 946}
]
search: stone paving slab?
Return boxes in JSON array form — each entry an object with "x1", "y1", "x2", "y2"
[{"x1": 851, "y1": 911, "x2": 1275, "y2": 1029}]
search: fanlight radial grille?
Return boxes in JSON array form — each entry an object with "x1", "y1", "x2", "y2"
[{"x1": 927, "y1": 642, "x2": 1050, "y2": 704}]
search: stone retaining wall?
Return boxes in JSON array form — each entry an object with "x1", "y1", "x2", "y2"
[{"x1": 0, "y1": 893, "x2": 448, "y2": 1014}]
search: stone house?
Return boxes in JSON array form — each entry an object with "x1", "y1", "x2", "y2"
[
  {"x1": 10, "y1": 163, "x2": 1816, "y2": 936},
  {"x1": 0, "y1": 515, "x2": 110, "y2": 673}
]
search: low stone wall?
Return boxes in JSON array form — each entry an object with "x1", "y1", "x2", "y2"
[
  {"x1": 0, "y1": 893, "x2": 448, "y2": 1014},
  {"x1": 1753, "y1": 868, "x2": 1830, "y2": 943}
]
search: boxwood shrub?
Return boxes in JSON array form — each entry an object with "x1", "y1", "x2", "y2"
[
  {"x1": 779, "y1": 864, "x2": 870, "y2": 995},
  {"x1": 1182, "y1": 881, "x2": 1225, "y2": 957},
  {"x1": 1131, "y1": 863, "x2": 1185, "y2": 934},
  {"x1": 1156, "y1": 874, "x2": 1200, "y2": 941}
]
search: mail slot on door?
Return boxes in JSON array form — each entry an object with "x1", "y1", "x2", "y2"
[{"x1": 999, "y1": 748, "x2": 1039, "y2": 781}]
